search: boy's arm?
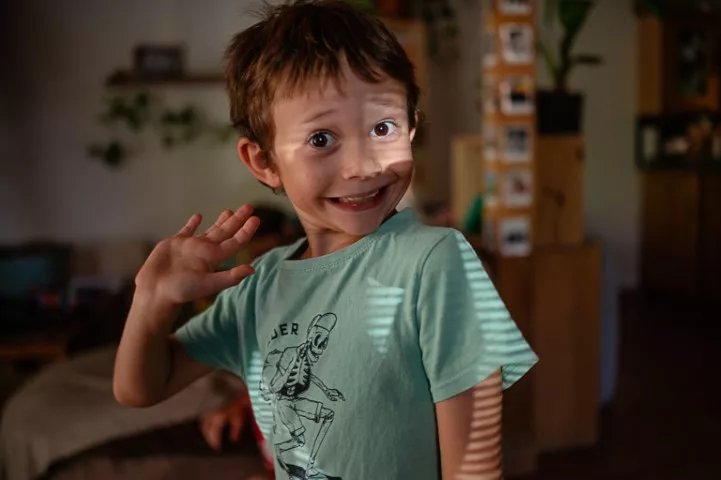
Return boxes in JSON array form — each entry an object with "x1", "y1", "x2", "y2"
[
  {"x1": 113, "y1": 293, "x2": 212, "y2": 407},
  {"x1": 113, "y1": 206, "x2": 259, "y2": 408},
  {"x1": 435, "y1": 369, "x2": 503, "y2": 480}
]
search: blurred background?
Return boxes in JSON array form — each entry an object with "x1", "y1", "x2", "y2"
[{"x1": 0, "y1": 0, "x2": 719, "y2": 479}]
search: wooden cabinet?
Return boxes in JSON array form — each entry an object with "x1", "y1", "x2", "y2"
[
  {"x1": 531, "y1": 244, "x2": 602, "y2": 450},
  {"x1": 534, "y1": 136, "x2": 585, "y2": 248},
  {"x1": 641, "y1": 171, "x2": 721, "y2": 297},
  {"x1": 476, "y1": 241, "x2": 602, "y2": 470},
  {"x1": 450, "y1": 135, "x2": 484, "y2": 226}
]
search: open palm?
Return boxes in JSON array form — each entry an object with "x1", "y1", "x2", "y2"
[{"x1": 136, "y1": 205, "x2": 260, "y2": 304}]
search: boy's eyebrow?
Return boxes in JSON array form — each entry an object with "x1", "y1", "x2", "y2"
[
  {"x1": 301, "y1": 108, "x2": 337, "y2": 125},
  {"x1": 300, "y1": 95, "x2": 406, "y2": 125},
  {"x1": 370, "y1": 97, "x2": 405, "y2": 110}
]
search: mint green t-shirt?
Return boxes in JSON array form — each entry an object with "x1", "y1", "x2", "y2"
[{"x1": 175, "y1": 209, "x2": 537, "y2": 479}]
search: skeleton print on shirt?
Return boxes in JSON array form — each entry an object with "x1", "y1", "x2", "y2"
[{"x1": 260, "y1": 313, "x2": 345, "y2": 480}]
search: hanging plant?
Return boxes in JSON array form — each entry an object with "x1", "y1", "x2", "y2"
[
  {"x1": 88, "y1": 90, "x2": 234, "y2": 168},
  {"x1": 157, "y1": 105, "x2": 203, "y2": 148}
]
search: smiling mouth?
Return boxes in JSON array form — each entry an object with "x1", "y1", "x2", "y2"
[
  {"x1": 328, "y1": 185, "x2": 388, "y2": 203},
  {"x1": 326, "y1": 185, "x2": 390, "y2": 210}
]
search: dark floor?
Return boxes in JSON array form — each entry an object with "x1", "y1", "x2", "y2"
[{"x1": 517, "y1": 293, "x2": 721, "y2": 480}]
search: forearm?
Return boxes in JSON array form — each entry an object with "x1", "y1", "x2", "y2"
[
  {"x1": 113, "y1": 292, "x2": 178, "y2": 407},
  {"x1": 436, "y1": 370, "x2": 503, "y2": 480}
]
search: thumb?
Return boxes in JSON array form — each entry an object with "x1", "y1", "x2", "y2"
[{"x1": 203, "y1": 265, "x2": 255, "y2": 294}]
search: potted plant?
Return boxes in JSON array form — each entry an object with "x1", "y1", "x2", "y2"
[{"x1": 537, "y1": 0, "x2": 602, "y2": 134}]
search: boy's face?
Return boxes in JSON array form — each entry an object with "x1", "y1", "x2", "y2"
[{"x1": 266, "y1": 61, "x2": 414, "y2": 237}]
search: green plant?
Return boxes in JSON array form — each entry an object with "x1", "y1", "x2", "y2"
[
  {"x1": 88, "y1": 91, "x2": 233, "y2": 168},
  {"x1": 538, "y1": 0, "x2": 602, "y2": 91}
]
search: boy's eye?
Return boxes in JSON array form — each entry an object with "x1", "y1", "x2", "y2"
[
  {"x1": 371, "y1": 120, "x2": 397, "y2": 138},
  {"x1": 308, "y1": 132, "x2": 335, "y2": 149}
]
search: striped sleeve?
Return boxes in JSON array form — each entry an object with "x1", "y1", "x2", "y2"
[{"x1": 416, "y1": 230, "x2": 538, "y2": 402}]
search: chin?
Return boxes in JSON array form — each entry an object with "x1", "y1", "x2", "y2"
[{"x1": 333, "y1": 214, "x2": 387, "y2": 237}]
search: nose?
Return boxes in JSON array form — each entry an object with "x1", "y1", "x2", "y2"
[{"x1": 341, "y1": 142, "x2": 382, "y2": 180}]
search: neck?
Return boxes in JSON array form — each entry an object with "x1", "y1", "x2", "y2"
[
  {"x1": 299, "y1": 210, "x2": 398, "y2": 259},
  {"x1": 301, "y1": 232, "x2": 363, "y2": 259}
]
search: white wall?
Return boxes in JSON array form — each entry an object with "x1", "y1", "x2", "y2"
[
  {"x1": 3, "y1": 0, "x2": 639, "y2": 287},
  {"x1": 0, "y1": 0, "x2": 39, "y2": 241},
  {"x1": 537, "y1": 0, "x2": 639, "y2": 288},
  {"x1": 2, "y1": 0, "x2": 478, "y2": 241},
  {"x1": 3, "y1": 0, "x2": 290, "y2": 244}
]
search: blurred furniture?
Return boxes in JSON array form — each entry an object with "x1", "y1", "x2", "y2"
[
  {"x1": 640, "y1": 171, "x2": 721, "y2": 297},
  {"x1": 534, "y1": 136, "x2": 584, "y2": 248},
  {"x1": 0, "y1": 236, "x2": 282, "y2": 480},
  {"x1": 450, "y1": 135, "x2": 484, "y2": 226},
  {"x1": 0, "y1": 241, "x2": 148, "y2": 366},
  {"x1": 637, "y1": 11, "x2": 719, "y2": 115},
  {"x1": 470, "y1": 1, "x2": 605, "y2": 474},
  {"x1": 636, "y1": 8, "x2": 721, "y2": 299},
  {"x1": 1, "y1": 345, "x2": 260, "y2": 480},
  {"x1": 471, "y1": 239, "x2": 602, "y2": 464}
]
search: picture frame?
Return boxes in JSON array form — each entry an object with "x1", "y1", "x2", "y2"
[
  {"x1": 499, "y1": 76, "x2": 535, "y2": 116},
  {"x1": 499, "y1": 216, "x2": 531, "y2": 256},
  {"x1": 133, "y1": 45, "x2": 185, "y2": 79},
  {"x1": 499, "y1": 23, "x2": 534, "y2": 65},
  {"x1": 501, "y1": 123, "x2": 532, "y2": 163},
  {"x1": 498, "y1": 0, "x2": 532, "y2": 16},
  {"x1": 501, "y1": 168, "x2": 533, "y2": 207}
]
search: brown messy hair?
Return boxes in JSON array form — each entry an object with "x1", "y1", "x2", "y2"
[{"x1": 224, "y1": 0, "x2": 421, "y2": 156}]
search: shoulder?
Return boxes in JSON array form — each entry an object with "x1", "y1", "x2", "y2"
[
  {"x1": 383, "y1": 215, "x2": 470, "y2": 270},
  {"x1": 251, "y1": 241, "x2": 301, "y2": 270}
]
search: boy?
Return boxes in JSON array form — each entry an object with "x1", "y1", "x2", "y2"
[{"x1": 113, "y1": 1, "x2": 537, "y2": 479}]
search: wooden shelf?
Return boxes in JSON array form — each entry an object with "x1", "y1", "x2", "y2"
[{"x1": 105, "y1": 70, "x2": 223, "y2": 87}]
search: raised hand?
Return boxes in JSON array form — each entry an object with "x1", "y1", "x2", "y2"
[{"x1": 135, "y1": 204, "x2": 260, "y2": 305}]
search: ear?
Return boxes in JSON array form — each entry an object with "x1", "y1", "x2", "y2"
[
  {"x1": 237, "y1": 138, "x2": 282, "y2": 189},
  {"x1": 410, "y1": 111, "x2": 420, "y2": 143}
]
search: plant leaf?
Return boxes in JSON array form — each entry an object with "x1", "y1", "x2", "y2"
[
  {"x1": 559, "y1": 0, "x2": 595, "y2": 38},
  {"x1": 538, "y1": 41, "x2": 560, "y2": 86}
]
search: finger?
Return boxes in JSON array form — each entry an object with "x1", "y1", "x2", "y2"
[
  {"x1": 201, "y1": 418, "x2": 222, "y2": 451},
  {"x1": 205, "y1": 204, "x2": 253, "y2": 243},
  {"x1": 176, "y1": 213, "x2": 202, "y2": 237},
  {"x1": 204, "y1": 209, "x2": 233, "y2": 235},
  {"x1": 229, "y1": 412, "x2": 245, "y2": 442},
  {"x1": 203, "y1": 265, "x2": 256, "y2": 294},
  {"x1": 217, "y1": 215, "x2": 261, "y2": 258}
]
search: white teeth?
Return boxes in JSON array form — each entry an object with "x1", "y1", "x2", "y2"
[{"x1": 338, "y1": 189, "x2": 380, "y2": 203}]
